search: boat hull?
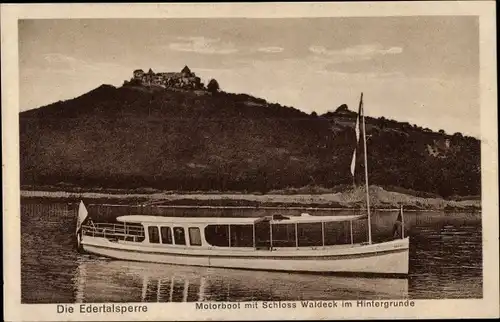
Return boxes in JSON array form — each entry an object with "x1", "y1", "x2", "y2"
[{"x1": 82, "y1": 237, "x2": 409, "y2": 275}]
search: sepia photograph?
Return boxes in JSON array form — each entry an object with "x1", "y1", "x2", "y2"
[{"x1": 2, "y1": 2, "x2": 498, "y2": 321}]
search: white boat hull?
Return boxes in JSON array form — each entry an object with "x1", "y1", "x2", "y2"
[{"x1": 81, "y1": 237, "x2": 409, "y2": 275}]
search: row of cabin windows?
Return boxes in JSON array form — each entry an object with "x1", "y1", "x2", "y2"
[
  {"x1": 204, "y1": 222, "x2": 366, "y2": 247},
  {"x1": 148, "y1": 226, "x2": 202, "y2": 246},
  {"x1": 147, "y1": 221, "x2": 364, "y2": 248}
]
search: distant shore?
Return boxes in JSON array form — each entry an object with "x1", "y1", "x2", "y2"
[{"x1": 20, "y1": 185, "x2": 480, "y2": 211}]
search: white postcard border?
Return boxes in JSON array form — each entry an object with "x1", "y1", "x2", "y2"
[{"x1": 2, "y1": 2, "x2": 498, "y2": 321}]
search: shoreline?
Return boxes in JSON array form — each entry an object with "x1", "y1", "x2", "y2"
[{"x1": 20, "y1": 187, "x2": 481, "y2": 212}]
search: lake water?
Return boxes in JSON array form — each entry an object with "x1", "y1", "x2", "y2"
[{"x1": 20, "y1": 200, "x2": 482, "y2": 303}]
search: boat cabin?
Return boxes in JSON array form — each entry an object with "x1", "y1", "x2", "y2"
[{"x1": 81, "y1": 213, "x2": 368, "y2": 250}]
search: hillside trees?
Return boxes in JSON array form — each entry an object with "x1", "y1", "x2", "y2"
[
  {"x1": 19, "y1": 84, "x2": 481, "y2": 197},
  {"x1": 207, "y1": 79, "x2": 220, "y2": 94}
]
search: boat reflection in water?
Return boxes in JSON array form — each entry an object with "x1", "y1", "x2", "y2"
[{"x1": 73, "y1": 257, "x2": 409, "y2": 303}]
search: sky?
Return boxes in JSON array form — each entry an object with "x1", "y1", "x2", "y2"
[{"x1": 19, "y1": 17, "x2": 480, "y2": 137}]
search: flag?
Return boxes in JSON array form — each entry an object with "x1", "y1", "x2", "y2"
[
  {"x1": 350, "y1": 93, "x2": 363, "y2": 177},
  {"x1": 76, "y1": 200, "x2": 89, "y2": 236},
  {"x1": 396, "y1": 207, "x2": 403, "y2": 222},
  {"x1": 393, "y1": 206, "x2": 404, "y2": 238},
  {"x1": 350, "y1": 149, "x2": 357, "y2": 177},
  {"x1": 355, "y1": 96, "x2": 362, "y2": 142}
]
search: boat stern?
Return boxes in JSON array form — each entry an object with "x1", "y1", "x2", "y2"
[{"x1": 377, "y1": 237, "x2": 409, "y2": 275}]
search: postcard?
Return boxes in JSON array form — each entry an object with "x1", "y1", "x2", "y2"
[{"x1": 2, "y1": 2, "x2": 498, "y2": 321}]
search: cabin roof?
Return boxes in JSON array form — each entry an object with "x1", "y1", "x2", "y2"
[
  {"x1": 116, "y1": 214, "x2": 366, "y2": 225},
  {"x1": 117, "y1": 215, "x2": 259, "y2": 225},
  {"x1": 270, "y1": 214, "x2": 367, "y2": 224}
]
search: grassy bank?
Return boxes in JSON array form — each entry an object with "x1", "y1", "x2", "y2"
[{"x1": 20, "y1": 185, "x2": 480, "y2": 211}]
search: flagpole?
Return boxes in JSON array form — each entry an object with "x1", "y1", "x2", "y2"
[
  {"x1": 401, "y1": 205, "x2": 405, "y2": 239},
  {"x1": 360, "y1": 93, "x2": 372, "y2": 244}
]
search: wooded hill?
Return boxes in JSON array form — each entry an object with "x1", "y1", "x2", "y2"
[{"x1": 19, "y1": 84, "x2": 480, "y2": 198}]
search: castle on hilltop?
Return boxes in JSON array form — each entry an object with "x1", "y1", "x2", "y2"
[{"x1": 124, "y1": 65, "x2": 204, "y2": 90}]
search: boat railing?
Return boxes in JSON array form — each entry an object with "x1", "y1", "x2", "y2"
[{"x1": 82, "y1": 223, "x2": 145, "y2": 242}]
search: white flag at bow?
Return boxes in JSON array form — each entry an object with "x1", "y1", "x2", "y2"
[{"x1": 76, "y1": 200, "x2": 89, "y2": 236}]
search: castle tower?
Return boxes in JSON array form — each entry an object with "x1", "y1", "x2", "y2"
[
  {"x1": 181, "y1": 65, "x2": 192, "y2": 77},
  {"x1": 133, "y1": 69, "x2": 145, "y2": 79}
]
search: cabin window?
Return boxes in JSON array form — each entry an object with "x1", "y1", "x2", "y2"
[
  {"x1": 173, "y1": 227, "x2": 186, "y2": 245},
  {"x1": 271, "y1": 224, "x2": 296, "y2": 247},
  {"x1": 205, "y1": 225, "x2": 229, "y2": 247},
  {"x1": 297, "y1": 223, "x2": 323, "y2": 247},
  {"x1": 188, "y1": 227, "x2": 202, "y2": 246},
  {"x1": 148, "y1": 226, "x2": 160, "y2": 244},
  {"x1": 230, "y1": 225, "x2": 254, "y2": 247},
  {"x1": 254, "y1": 220, "x2": 271, "y2": 249},
  {"x1": 160, "y1": 226, "x2": 173, "y2": 244},
  {"x1": 324, "y1": 221, "x2": 350, "y2": 245},
  {"x1": 352, "y1": 219, "x2": 368, "y2": 244}
]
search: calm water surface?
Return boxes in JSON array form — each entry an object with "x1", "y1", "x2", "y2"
[{"x1": 21, "y1": 200, "x2": 482, "y2": 303}]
